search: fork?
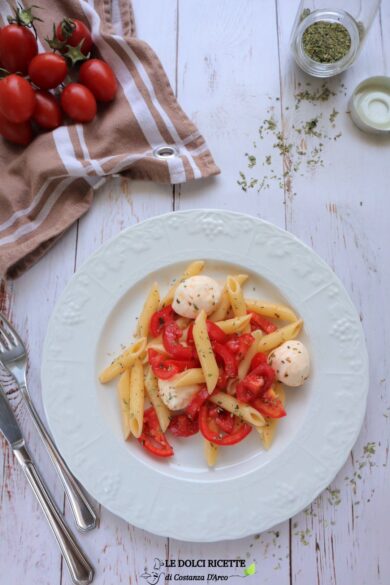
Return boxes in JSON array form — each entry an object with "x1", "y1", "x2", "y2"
[{"x1": 0, "y1": 312, "x2": 97, "y2": 532}]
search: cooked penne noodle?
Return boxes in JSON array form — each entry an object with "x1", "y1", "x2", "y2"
[
  {"x1": 257, "y1": 320, "x2": 303, "y2": 353},
  {"x1": 210, "y1": 392, "x2": 265, "y2": 427},
  {"x1": 160, "y1": 260, "x2": 205, "y2": 307},
  {"x1": 136, "y1": 282, "x2": 160, "y2": 338},
  {"x1": 204, "y1": 440, "x2": 218, "y2": 467},
  {"x1": 193, "y1": 310, "x2": 219, "y2": 394},
  {"x1": 144, "y1": 366, "x2": 170, "y2": 432},
  {"x1": 128, "y1": 359, "x2": 145, "y2": 438},
  {"x1": 118, "y1": 369, "x2": 132, "y2": 440},
  {"x1": 257, "y1": 384, "x2": 286, "y2": 449},
  {"x1": 245, "y1": 299, "x2": 297, "y2": 323},
  {"x1": 210, "y1": 274, "x2": 248, "y2": 322},
  {"x1": 238, "y1": 330, "x2": 264, "y2": 379},
  {"x1": 173, "y1": 368, "x2": 205, "y2": 388},
  {"x1": 99, "y1": 337, "x2": 147, "y2": 383},
  {"x1": 226, "y1": 276, "x2": 247, "y2": 318},
  {"x1": 215, "y1": 313, "x2": 251, "y2": 334}
]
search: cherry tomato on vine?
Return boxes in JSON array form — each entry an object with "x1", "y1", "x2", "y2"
[
  {"x1": 0, "y1": 112, "x2": 32, "y2": 145},
  {"x1": 60, "y1": 83, "x2": 97, "y2": 123},
  {"x1": 33, "y1": 90, "x2": 62, "y2": 130},
  {"x1": 0, "y1": 24, "x2": 38, "y2": 74},
  {"x1": 0, "y1": 75, "x2": 36, "y2": 123},
  {"x1": 56, "y1": 18, "x2": 93, "y2": 54},
  {"x1": 79, "y1": 59, "x2": 117, "y2": 102},
  {"x1": 28, "y1": 53, "x2": 67, "y2": 90}
]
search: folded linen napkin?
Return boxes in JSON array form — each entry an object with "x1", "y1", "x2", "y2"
[{"x1": 0, "y1": 0, "x2": 219, "y2": 278}]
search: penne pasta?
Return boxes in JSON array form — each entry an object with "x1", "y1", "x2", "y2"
[
  {"x1": 245, "y1": 299, "x2": 297, "y2": 323},
  {"x1": 210, "y1": 274, "x2": 248, "y2": 322},
  {"x1": 204, "y1": 440, "x2": 218, "y2": 467},
  {"x1": 117, "y1": 369, "x2": 132, "y2": 440},
  {"x1": 215, "y1": 313, "x2": 251, "y2": 334},
  {"x1": 173, "y1": 368, "x2": 205, "y2": 387},
  {"x1": 136, "y1": 282, "x2": 160, "y2": 338},
  {"x1": 144, "y1": 366, "x2": 170, "y2": 432},
  {"x1": 128, "y1": 359, "x2": 145, "y2": 438},
  {"x1": 257, "y1": 320, "x2": 303, "y2": 353},
  {"x1": 238, "y1": 330, "x2": 264, "y2": 379},
  {"x1": 226, "y1": 276, "x2": 247, "y2": 318},
  {"x1": 257, "y1": 384, "x2": 286, "y2": 449},
  {"x1": 99, "y1": 337, "x2": 147, "y2": 383},
  {"x1": 210, "y1": 392, "x2": 265, "y2": 427},
  {"x1": 193, "y1": 310, "x2": 219, "y2": 394},
  {"x1": 160, "y1": 260, "x2": 205, "y2": 307}
]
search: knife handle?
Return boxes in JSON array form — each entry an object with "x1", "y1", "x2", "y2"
[{"x1": 14, "y1": 445, "x2": 94, "y2": 585}]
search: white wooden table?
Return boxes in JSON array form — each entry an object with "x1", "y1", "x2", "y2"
[{"x1": 1, "y1": 1, "x2": 390, "y2": 583}]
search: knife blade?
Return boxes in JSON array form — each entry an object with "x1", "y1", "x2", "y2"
[{"x1": 0, "y1": 389, "x2": 24, "y2": 447}]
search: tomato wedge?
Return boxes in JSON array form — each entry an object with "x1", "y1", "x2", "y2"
[
  {"x1": 150, "y1": 305, "x2": 175, "y2": 337},
  {"x1": 148, "y1": 349, "x2": 179, "y2": 380},
  {"x1": 199, "y1": 403, "x2": 252, "y2": 446},
  {"x1": 185, "y1": 386, "x2": 210, "y2": 420},
  {"x1": 162, "y1": 322, "x2": 193, "y2": 360},
  {"x1": 236, "y1": 363, "x2": 275, "y2": 403},
  {"x1": 249, "y1": 312, "x2": 278, "y2": 334},
  {"x1": 138, "y1": 407, "x2": 174, "y2": 457},
  {"x1": 249, "y1": 352, "x2": 268, "y2": 371},
  {"x1": 212, "y1": 342, "x2": 237, "y2": 377},
  {"x1": 187, "y1": 320, "x2": 227, "y2": 345},
  {"x1": 169, "y1": 413, "x2": 199, "y2": 437},
  {"x1": 225, "y1": 333, "x2": 254, "y2": 361},
  {"x1": 252, "y1": 388, "x2": 286, "y2": 419}
]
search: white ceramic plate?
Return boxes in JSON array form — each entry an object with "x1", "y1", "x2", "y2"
[{"x1": 42, "y1": 210, "x2": 368, "y2": 542}]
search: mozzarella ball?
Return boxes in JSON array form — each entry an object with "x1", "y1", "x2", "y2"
[
  {"x1": 172, "y1": 275, "x2": 221, "y2": 319},
  {"x1": 268, "y1": 340, "x2": 310, "y2": 387},
  {"x1": 158, "y1": 377, "x2": 200, "y2": 411}
]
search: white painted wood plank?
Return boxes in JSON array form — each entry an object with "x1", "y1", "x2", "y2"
[{"x1": 275, "y1": 1, "x2": 390, "y2": 584}]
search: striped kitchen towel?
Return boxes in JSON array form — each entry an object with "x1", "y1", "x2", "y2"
[{"x1": 0, "y1": 0, "x2": 220, "y2": 278}]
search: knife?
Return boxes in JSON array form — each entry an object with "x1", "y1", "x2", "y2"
[{"x1": 0, "y1": 390, "x2": 94, "y2": 585}]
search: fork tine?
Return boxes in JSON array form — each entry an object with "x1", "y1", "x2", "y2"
[
  {"x1": 0, "y1": 312, "x2": 22, "y2": 348},
  {"x1": 0, "y1": 329, "x2": 11, "y2": 351}
]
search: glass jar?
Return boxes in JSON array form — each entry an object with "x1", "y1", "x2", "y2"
[{"x1": 290, "y1": 0, "x2": 381, "y2": 77}]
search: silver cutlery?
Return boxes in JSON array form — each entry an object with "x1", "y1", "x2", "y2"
[
  {"x1": 0, "y1": 388, "x2": 94, "y2": 584},
  {"x1": 0, "y1": 312, "x2": 97, "y2": 532}
]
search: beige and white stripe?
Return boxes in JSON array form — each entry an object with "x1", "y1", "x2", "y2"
[{"x1": 0, "y1": 0, "x2": 219, "y2": 278}]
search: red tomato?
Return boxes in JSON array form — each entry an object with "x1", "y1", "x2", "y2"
[
  {"x1": 0, "y1": 24, "x2": 38, "y2": 74},
  {"x1": 150, "y1": 305, "x2": 175, "y2": 337},
  {"x1": 79, "y1": 59, "x2": 117, "y2": 102},
  {"x1": 169, "y1": 414, "x2": 199, "y2": 437},
  {"x1": 225, "y1": 333, "x2": 254, "y2": 361},
  {"x1": 252, "y1": 388, "x2": 286, "y2": 419},
  {"x1": 138, "y1": 407, "x2": 174, "y2": 458},
  {"x1": 187, "y1": 321, "x2": 227, "y2": 345},
  {"x1": 199, "y1": 402, "x2": 252, "y2": 446},
  {"x1": 0, "y1": 112, "x2": 32, "y2": 145},
  {"x1": 162, "y1": 322, "x2": 193, "y2": 360},
  {"x1": 28, "y1": 53, "x2": 67, "y2": 90},
  {"x1": 56, "y1": 18, "x2": 93, "y2": 55},
  {"x1": 60, "y1": 83, "x2": 97, "y2": 123},
  {"x1": 236, "y1": 363, "x2": 276, "y2": 403},
  {"x1": 249, "y1": 312, "x2": 278, "y2": 334},
  {"x1": 249, "y1": 352, "x2": 268, "y2": 371},
  {"x1": 148, "y1": 349, "x2": 179, "y2": 380},
  {"x1": 33, "y1": 91, "x2": 62, "y2": 130},
  {"x1": 185, "y1": 386, "x2": 209, "y2": 420},
  {"x1": 0, "y1": 75, "x2": 36, "y2": 123},
  {"x1": 212, "y1": 342, "x2": 237, "y2": 378}
]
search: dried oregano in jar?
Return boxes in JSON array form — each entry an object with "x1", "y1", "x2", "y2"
[{"x1": 302, "y1": 21, "x2": 352, "y2": 63}]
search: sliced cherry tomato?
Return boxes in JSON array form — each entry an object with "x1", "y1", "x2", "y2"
[
  {"x1": 187, "y1": 320, "x2": 226, "y2": 345},
  {"x1": 249, "y1": 352, "x2": 268, "y2": 371},
  {"x1": 226, "y1": 333, "x2": 255, "y2": 360},
  {"x1": 79, "y1": 59, "x2": 117, "y2": 102},
  {"x1": 164, "y1": 359, "x2": 199, "y2": 371},
  {"x1": 33, "y1": 90, "x2": 62, "y2": 130},
  {"x1": 148, "y1": 349, "x2": 180, "y2": 380},
  {"x1": 199, "y1": 402, "x2": 252, "y2": 446},
  {"x1": 138, "y1": 407, "x2": 173, "y2": 457},
  {"x1": 252, "y1": 388, "x2": 286, "y2": 419},
  {"x1": 60, "y1": 83, "x2": 97, "y2": 123},
  {"x1": 169, "y1": 413, "x2": 199, "y2": 437},
  {"x1": 0, "y1": 112, "x2": 32, "y2": 145},
  {"x1": 162, "y1": 322, "x2": 193, "y2": 360},
  {"x1": 0, "y1": 24, "x2": 38, "y2": 74},
  {"x1": 150, "y1": 305, "x2": 175, "y2": 338},
  {"x1": 236, "y1": 380, "x2": 260, "y2": 403},
  {"x1": 185, "y1": 386, "x2": 209, "y2": 420},
  {"x1": 249, "y1": 312, "x2": 278, "y2": 334},
  {"x1": 212, "y1": 342, "x2": 237, "y2": 377},
  {"x1": 236, "y1": 363, "x2": 276, "y2": 403},
  {"x1": 214, "y1": 409, "x2": 235, "y2": 434},
  {"x1": 0, "y1": 75, "x2": 36, "y2": 123},
  {"x1": 56, "y1": 18, "x2": 93, "y2": 55},
  {"x1": 28, "y1": 53, "x2": 67, "y2": 90}
]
